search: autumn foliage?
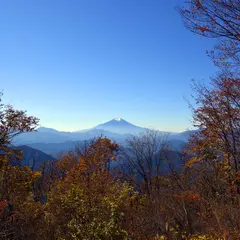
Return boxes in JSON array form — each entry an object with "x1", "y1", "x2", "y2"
[
  {"x1": 179, "y1": 0, "x2": 240, "y2": 67},
  {"x1": 0, "y1": 1, "x2": 240, "y2": 239},
  {"x1": 1, "y1": 83, "x2": 239, "y2": 239}
]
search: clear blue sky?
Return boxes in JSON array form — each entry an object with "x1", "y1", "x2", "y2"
[{"x1": 0, "y1": 0, "x2": 216, "y2": 132}]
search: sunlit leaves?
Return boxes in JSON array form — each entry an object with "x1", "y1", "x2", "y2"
[{"x1": 186, "y1": 74, "x2": 240, "y2": 170}]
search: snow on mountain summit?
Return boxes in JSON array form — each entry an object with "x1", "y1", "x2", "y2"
[{"x1": 114, "y1": 117, "x2": 122, "y2": 121}]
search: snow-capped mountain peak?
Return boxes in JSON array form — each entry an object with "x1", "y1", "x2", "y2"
[{"x1": 114, "y1": 117, "x2": 122, "y2": 121}]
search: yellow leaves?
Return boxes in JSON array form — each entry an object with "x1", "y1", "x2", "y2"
[
  {"x1": 185, "y1": 155, "x2": 204, "y2": 167},
  {"x1": 157, "y1": 233, "x2": 221, "y2": 240},
  {"x1": 46, "y1": 165, "x2": 134, "y2": 240},
  {"x1": 190, "y1": 235, "x2": 221, "y2": 240},
  {"x1": 32, "y1": 171, "x2": 42, "y2": 180},
  {"x1": 216, "y1": 161, "x2": 232, "y2": 172}
]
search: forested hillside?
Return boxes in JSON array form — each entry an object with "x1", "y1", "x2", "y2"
[
  {"x1": 0, "y1": 0, "x2": 240, "y2": 239},
  {"x1": 0, "y1": 74, "x2": 239, "y2": 239}
]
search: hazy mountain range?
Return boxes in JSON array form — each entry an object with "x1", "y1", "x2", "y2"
[
  {"x1": 13, "y1": 117, "x2": 196, "y2": 156},
  {"x1": 11, "y1": 145, "x2": 56, "y2": 170}
]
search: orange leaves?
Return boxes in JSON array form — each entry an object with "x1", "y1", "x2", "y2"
[
  {"x1": 180, "y1": 0, "x2": 240, "y2": 67},
  {"x1": 32, "y1": 171, "x2": 42, "y2": 180},
  {"x1": 170, "y1": 191, "x2": 201, "y2": 203},
  {"x1": 190, "y1": 193, "x2": 201, "y2": 201},
  {"x1": 78, "y1": 156, "x2": 87, "y2": 171},
  {"x1": 185, "y1": 75, "x2": 240, "y2": 169},
  {"x1": 78, "y1": 137, "x2": 119, "y2": 174},
  {"x1": 197, "y1": 26, "x2": 209, "y2": 33},
  {"x1": 45, "y1": 146, "x2": 135, "y2": 240}
]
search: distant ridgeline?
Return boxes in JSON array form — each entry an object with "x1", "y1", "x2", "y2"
[
  {"x1": 10, "y1": 118, "x2": 197, "y2": 171},
  {"x1": 9, "y1": 145, "x2": 56, "y2": 171},
  {"x1": 13, "y1": 118, "x2": 196, "y2": 153}
]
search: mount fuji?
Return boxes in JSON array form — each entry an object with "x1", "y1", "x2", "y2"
[
  {"x1": 13, "y1": 117, "x2": 196, "y2": 155},
  {"x1": 93, "y1": 117, "x2": 146, "y2": 134}
]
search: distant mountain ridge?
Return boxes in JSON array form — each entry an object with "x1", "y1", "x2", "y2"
[
  {"x1": 15, "y1": 145, "x2": 56, "y2": 170},
  {"x1": 13, "y1": 118, "x2": 198, "y2": 155},
  {"x1": 13, "y1": 117, "x2": 145, "y2": 145}
]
